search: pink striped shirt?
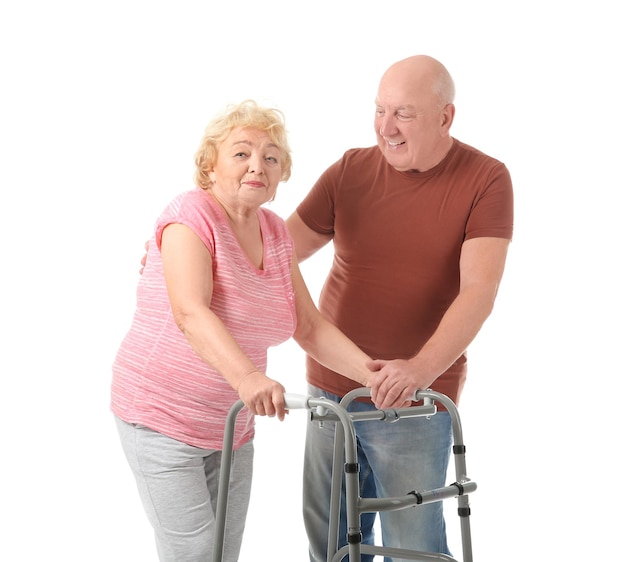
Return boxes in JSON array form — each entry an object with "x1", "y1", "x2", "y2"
[{"x1": 111, "y1": 188, "x2": 296, "y2": 450}]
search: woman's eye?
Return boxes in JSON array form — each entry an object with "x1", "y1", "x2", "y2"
[{"x1": 266, "y1": 156, "x2": 279, "y2": 165}]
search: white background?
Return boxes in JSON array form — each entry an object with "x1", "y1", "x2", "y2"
[{"x1": 1, "y1": 1, "x2": 624, "y2": 560}]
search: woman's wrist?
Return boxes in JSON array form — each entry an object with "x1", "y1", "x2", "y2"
[{"x1": 236, "y1": 369, "x2": 262, "y2": 391}]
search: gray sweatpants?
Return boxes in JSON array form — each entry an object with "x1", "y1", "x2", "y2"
[{"x1": 115, "y1": 416, "x2": 253, "y2": 562}]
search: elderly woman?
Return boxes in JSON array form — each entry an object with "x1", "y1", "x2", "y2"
[{"x1": 110, "y1": 100, "x2": 373, "y2": 562}]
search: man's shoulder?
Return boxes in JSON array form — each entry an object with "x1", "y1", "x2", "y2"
[
  {"x1": 343, "y1": 145, "x2": 380, "y2": 159},
  {"x1": 333, "y1": 145, "x2": 383, "y2": 170},
  {"x1": 452, "y1": 138, "x2": 506, "y2": 167}
]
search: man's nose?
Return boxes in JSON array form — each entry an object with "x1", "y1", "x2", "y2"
[{"x1": 377, "y1": 116, "x2": 396, "y2": 138}]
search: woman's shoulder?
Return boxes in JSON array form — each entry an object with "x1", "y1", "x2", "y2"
[
  {"x1": 174, "y1": 187, "x2": 214, "y2": 209},
  {"x1": 258, "y1": 205, "x2": 286, "y2": 228},
  {"x1": 258, "y1": 206, "x2": 291, "y2": 241},
  {"x1": 158, "y1": 188, "x2": 219, "y2": 221}
]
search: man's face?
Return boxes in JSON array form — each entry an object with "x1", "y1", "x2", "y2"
[{"x1": 374, "y1": 74, "x2": 449, "y2": 172}]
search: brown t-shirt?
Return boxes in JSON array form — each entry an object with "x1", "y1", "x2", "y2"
[{"x1": 296, "y1": 139, "x2": 514, "y2": 404}]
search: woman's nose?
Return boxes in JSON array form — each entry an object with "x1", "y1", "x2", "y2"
[{"x1": 248, "y1": 154, "x2": 264, "y2": 173}]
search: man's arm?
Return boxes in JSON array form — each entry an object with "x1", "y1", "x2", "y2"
[
  {"x1": 368, "y1": 236, "x2": 511, "y2": 409},
  {"x1": 285, "y1": 211, "x2": 333, "y2": 263}
]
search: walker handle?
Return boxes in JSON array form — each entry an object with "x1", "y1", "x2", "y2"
[{"x1": 283, "y1": 393, "x2": 310, "y2": 410}]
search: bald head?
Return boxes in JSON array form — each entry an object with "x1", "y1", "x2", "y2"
[
  {"x1": 374, "y1": 55, "x2": 456, "y2": 172},
  {"x1": 380, "y1": 55, "x2": 455, "y2": 108}
]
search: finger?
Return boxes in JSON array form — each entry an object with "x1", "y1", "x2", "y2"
[
  {"x1": 260, "y1": 390, "x2": 278, "y2": 418},
  {"x1": 368, "y1": 370, "x2": 387, "y2": 397},
  {"x1": 255, "y1": 401, "x2": 267, "y2": 417},
  {"x1": 369, "y1": 378, "x2": 382, "y2": 403},
  {"x1": 259, "y1": 390, "x2": 275, "y2": 416},
  {"x1": 374, "y1": 384, "x2": 404, "y2": 410},
  {"x1": 366, "y1": 359, "x2": 385, "y2": 371},
  {"x1": 272, "y1": 390, "x2": 286, "y2": 421}
]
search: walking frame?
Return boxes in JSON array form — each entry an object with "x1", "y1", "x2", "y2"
[{"x1": 212, "y1": 388, "x2": 476, "y2": 562}]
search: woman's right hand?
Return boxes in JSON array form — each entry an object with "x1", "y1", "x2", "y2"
[{"x1": 237, "y1": 372, "x2": 287, "y2": 421}]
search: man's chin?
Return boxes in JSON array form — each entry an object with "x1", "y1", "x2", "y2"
[{"x1": 383, "y1": 151, "x2": 411, "y2": 171}]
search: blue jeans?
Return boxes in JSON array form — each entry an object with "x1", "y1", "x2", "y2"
[{"x1": 303, "y1": 385, "x2": 452, "y2": 562}]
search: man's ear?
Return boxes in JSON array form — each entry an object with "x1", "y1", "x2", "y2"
[{"x1": 441, "y1": 103, "x2": 455, "y2": 131}]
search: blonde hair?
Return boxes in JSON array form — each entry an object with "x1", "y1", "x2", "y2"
[{"x1": 194, "y1": 100, "x2": 292, "y2": 190}]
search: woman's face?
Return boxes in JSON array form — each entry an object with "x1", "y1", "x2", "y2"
[{"x1": 209, "y1": 127, "x2": 283, "y2": 209}]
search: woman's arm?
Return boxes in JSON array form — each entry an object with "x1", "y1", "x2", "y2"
[
  {"x1": 161, "y1": 223, "x2": 287, "y2": 419},
  {"x1": 289, "y1": 256, "x2": 372, "y2": 387}
]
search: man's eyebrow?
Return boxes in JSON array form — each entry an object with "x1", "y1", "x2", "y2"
[{"x1": 374, "y1": 101, "x2": 418, "y2": 112}]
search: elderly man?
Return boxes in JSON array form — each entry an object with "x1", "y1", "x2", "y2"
[{"x1": 287, "y1": 54, "x2": 514, "y2": 561}]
